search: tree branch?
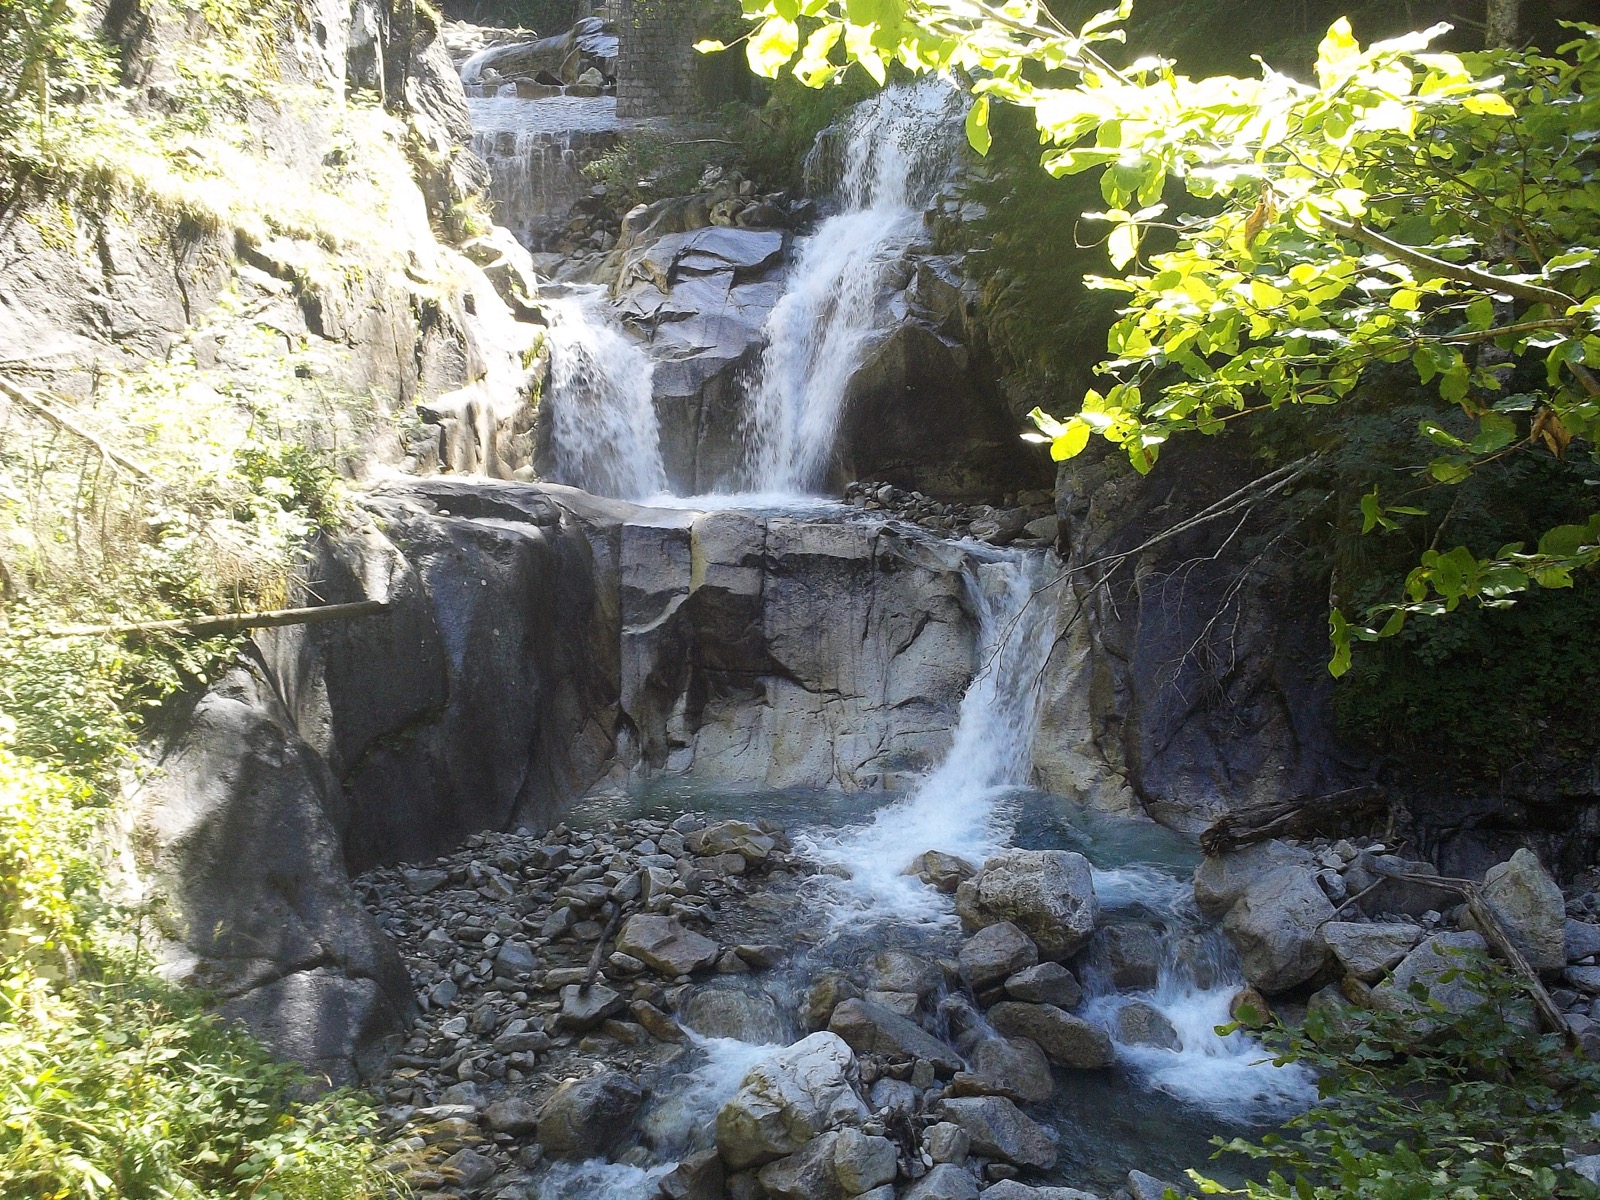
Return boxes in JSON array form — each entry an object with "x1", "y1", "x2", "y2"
[
  {"x1": 0, "y1": 379, "x2": 155, "y2": 483},
  {"x1": 47, "y1": 600, "x2": 391, "y2": 638}
]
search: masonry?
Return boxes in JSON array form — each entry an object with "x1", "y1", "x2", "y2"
[{"x1": 615, "y1": 0, "x2": 699, "y2": 117}]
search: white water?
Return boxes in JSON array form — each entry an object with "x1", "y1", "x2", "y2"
[
  {"x1": 542, "y1": 290, "x2": 670, "y2": 500},
  {"x1": 799, "y1": 548, "x2": 1053, "y2": 925},
  {"x1": 741, "y1": 78, "x2": 966, "y2": 494}
]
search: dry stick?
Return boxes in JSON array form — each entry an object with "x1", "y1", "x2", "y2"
[
  {"x1": 47, "y1": 599, "x2": 391, "y2": 638},
  {"x1": 581, "y1": 903, "x2": 626, "y2": 994},
  {"x1": 0, "y1": 379, "x2": 155, "y2": 482}
]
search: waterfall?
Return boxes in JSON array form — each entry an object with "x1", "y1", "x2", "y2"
[
  {"x1": 542, "y1": 289, "x2": 669, "y2": 501},
  {"x1": 741, "y1": 78, "x2": 966, "y2": 495},
  {"x1": 799, "y1": 546, "x2": 1053, "y2": 923}
]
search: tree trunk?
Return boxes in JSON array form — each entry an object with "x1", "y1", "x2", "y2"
[{"x1": 1486, "y1": 0, "x2": 1520, "y2": 49}]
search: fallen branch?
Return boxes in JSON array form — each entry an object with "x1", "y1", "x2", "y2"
[
  {"x1": 1200, "y1": 787, "x2": 1387, "y2": 856},
  {"x1": 580, "y1": 903, "x2": 626, "y2": 994},
  {"x1": 47, "y1": 599, "x2": 390, "y2": 638},
  {"x1": 0, "y1": 379, "x2": 155, "y2": 482}
]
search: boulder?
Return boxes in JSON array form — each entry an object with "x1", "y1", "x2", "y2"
[
  {"x1": 924, "y1": 1121, "x2": 970, "y2": 1164},
  {"x1": 715, "y1": 1032, "x2": 870, "y2": 1169},
  {"x1": 1002, "y1": 962, "x2": 1082, "y2": 1009},
  {"x1": 687, "y1": 820, "x2": 777, "y2": 863},
  {"x1": 681, "y1": 988, "x2": 785, "y2": 1043},
  {"x1": 956, "y1": 1035, "x2": 1054, "y2": 1103},
  {"x1": 980, "y1": 1185, "x2": 1099, "y2": 1200},
  {"x1": 1221, "y1": 868, "x2": 1334, "y2": 993},
  {"x1": 660, "y1": 1148, "x2": 724, "y2": 1200},
  {"x1": 1095, "y1": 923, "x2": 1162, "y2": 990},
  {"x1": 960, "y1": 923, "x2": 1039, "y2": 992},
  {"x1": 1113, "y1": 1001, "x2": 1180, "y2": 1050},
  {"x1": 805, "y1": 973, "x2": 864, "y2": 1032},
  {"x1": 956, "y1": 850, "x2": 1098, "y2": 960},
  {"x1": 904, "y1": 1164, "x2": 981, "y2": 1200},
  {"x1": 868, "y1": 951, "x2": 946, "y2": 1000},
  {"x1": 1193, "y1": 840, "x2": 1317, "y2": 919},
  {"x1": 537, "y1": 1070, "x2": 643, "y2": 1159},
  {"x1": 1128, "y1": 1169, "x2": 1188, "y2": 1200},
  {"x1": 559, "y1": 982, "x2": 625, "y2": 1029},
  {"x1": 1322, "y1": 921, "x2": 1423, "y2": 983},
  {"x1": 986, "y1": 1001, "x2": 1113, "y2": 1069},
  {"x1": 483, "y1": 1096, "x2": 540, "y2": 1135},
  {"x1": 936, "y1": 1096, "x2": 1058, "y2": 1170},
  {"x1": 832, "y1": 1128, "x2": 898, "y2": 1194},
  {"x1": 758, "y1": 1132, "x2": 846, "y2": 1200},
  {"x1": 828, "y1": 998, "x2": 964, "y2": 1076},
  {"x1": 1478, "y1": 848, "x2": 1565, "y2": 975},
  {"x1": 1372, "y1": 931, "x2": 1499, "y2": 1027},
  {"x1": 1355, "y1": 853, "x2": 1445, "y2": 920},
  {"x1": 907, "y1": 851, "x2": 977, "y2": 893},
  {"x1": 1568, "y1": 920, "x2": 1600, "y2": 963},
  {"x1": 616, "y1": 914, "x2": 720, "y2": 975}
]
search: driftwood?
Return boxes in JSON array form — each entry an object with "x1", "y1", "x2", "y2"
[
  {"x1": 48, "y1": 599, "x2": 391, "y2": 638},
  {"x1": 0, "y1": 379, "x2": 156, "y2": 482},
  {"x1": 1199, "y1": 786, "x2": 1387, "y2": 856},
  {"x1": 580, "y1": 903, "x2": 625, "y2": 994}
]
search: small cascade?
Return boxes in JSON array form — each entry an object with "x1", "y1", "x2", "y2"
[
  {"x1": 741, "y1": 78, "x2": 967, "y2": 494},
  {"x1": 799, "y1": 546, "x2": 1053, "y2": 923},
  {"x1": 541, "y1": 289, "x2": 669, "y2": 500}
]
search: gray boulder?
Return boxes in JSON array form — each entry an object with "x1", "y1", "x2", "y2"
[
  {"x1": 559, "y1": 982, "x2": 625, "y2": 1029},
  {"x1": 956, "y1": 850, "x2": 1099, "y2": 960},
  {"x1": 687, "y1": 820, "x2": 776, "y2": 863},
  {"x1": 832, "y1": 1128, "x2": 898, "y2": 1194},
  {"x1": 907, "y1": 851, "x2": 977, "y2": 893},
  {"x1": 660, "y1": 1148, "x2": 724, "y2": 1200},
  {"x1": 483, "y1": 1096, "x2": 540, "y2": 1135},
  {"x1": 955, "y1": 1035, "x2": 1054, "y2": 1103},
  {"x1": 681, "y1": 988, "x2": 785, "y2": 1043},
  {"x1": 1567, "y1": 920, "x2": 1600, "y2": 962},
  {"x1": 1193, "y1": 840, "x2": 1317, "y2": 919},
  {"x1": 1095, "y1": 923, "x2": 1161, "y2": 990},
  {"x1": 960, "y1": 922, "x2": 1040, "y2": 992},
  {"x1": 616, "y1": 914, "x2": 720, "y2": 975},
  {"x1": 924, "y1": 1121, "x2": 970, "y2": 1164},
  {"x1": 986, "y1": 1001, "x2": 1113, "y2": 1069},
  {"x1": 1479, "y1": 849, "x2": 1565, "y2": 975},
  {"x1": 936, "y1": 1096, "x2": 1058, "y2": 1170},
  {"x1": 758, "y1": 1132, "x2": 845, "y2": 1200},
  {"x1": 537, "y1": 1070, "x2": 644, "y2": 1159},
  {"x1": 981, "y1": 1184, "x2": 1100, "y2": 1200},
  {"x1": 868, "y1": 951, "x2": 946, "y2": 1000},
  {"x1": 905, "y1": 1164, "x2": 981, "y2": 1200},
  {"x1": 1128, "y1": 1169, "x2": 1189, "y2": 1200},
  {"x1": 828, "y1": 998, "x2": 964, "y2": 1076},
  {"x1": 1372, "y1": 931, "x2": 1499, "y2": 1027},
  {"x1": 1221, "y1": 868, "x2": 1334, "y2": 993},
  {"x1": 1322, "y1": 921, "x2": 1423, "y2": 983},
  {"x1": 715, "y1": 1032, "x2": 869, "y2": 1169},
  {"x1": 1002, "y1": 962, "x2": 1082, "y2": 1009},
  {"x1": 1114, "y1": 1001, "x2": 1181, "y2": 1050}
]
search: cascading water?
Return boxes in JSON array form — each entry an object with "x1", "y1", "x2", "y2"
[
  {"x1": 541, "y1": 290, "x2": 670, "y2": 501},
  {"x1": 741, "y1": 78, "x2": 966, "y2": 494}
]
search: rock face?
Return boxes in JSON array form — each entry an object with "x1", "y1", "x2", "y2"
[
  {"x1": 956, "y1": 850, "x2": 1099, "y2": 959},
  {"x1": 135, "y1": 666, "x2": 415, "y2": 1083},
  {"x1": 1479, "y1": 849, "x2": 1566, "y2": 974},
  {"x1": 715, "y1": 1032, "x2": 870, "y2": 1169}
]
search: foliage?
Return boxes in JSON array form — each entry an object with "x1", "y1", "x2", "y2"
[
  {"x1": 709, "y1": 0, "x2": 1600, "y2": 673},
  {"x1": 1208, "y1": 962, "x2": 1600, "y2": 1198},
  {"x1": 583, "y1": 128, "x2": 745, "y2": 210}
]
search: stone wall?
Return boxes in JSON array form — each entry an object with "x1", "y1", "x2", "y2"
[{"x1": 614, "y1": 0, "x2": 700, "y2": 116}]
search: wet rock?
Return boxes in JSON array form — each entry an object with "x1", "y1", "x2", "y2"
[
  {"x1": 907, "y1": 851, "x2": 978, "y2": 893},
  {"x1": 925, "y1": 1121, "x2": 970, "y2": 1164},
  {"x1": 616, "y1": 914, "x2": 720, "y2": 975},
  {"x1": 956, "y1": 850, "x2": 1099, "y2": 960},
  {"x1": 868, "y1": 951, "x2": 946, "y2": 1000},
  {"x1": 681, "y1": 988, "x2": 784, "y2": 1043},
  {"x1": 1096, "y1": 924, "x2": 1161, "y2": 990},
  {"x1": 828, "y1": 998, "x2": 964, "y2": 1076},
  {"x1": 687, "y1": 820, "x2": 776, "y2": 863},
  {"x1": 1229, "y1": 985, "x2": 1271, "y2": 1022},
  {"x1": 1478, "y1": 849, "x2": 1565, "y2": 975},
  {"x1": 905, "y1": 1163, "x2": 981, "y2": 1200},
  {"x1": 758, "y1": 1131, "x2": 846, "y2": 1200},
  {"x1": 1113, "y1": 1001, "x2": 1180, "y2": 1050},
  {"x1": 1221, "y1": 869, "x2": 1334, "y2": 993},
  {"x1": 936, "y1": 1096, "x2": 1057, "y2": 1170},
  {"x1": 1322, "y1": 921, "x2": 1423, "y2": 983},
  {"x1": 960, "y1": 923, "x2": 1039, "y2": 992},
  {"x1": 955, "y1": 1035, "x2": 1053, "y2": 1103},
  {"x1": 482, "y1": 1096, "x2": 540, "y2": 1135},
  {"x1": 866, "y1": 990, "x2": 921, "y2": 1018},
  {"x1": 1568, "y1": 920, "x2": 1600, "y2": 963},
  {"x1": 981, "y1": 1185, "x2": 1099, "y2": 1200},
  {"x1": 660, "y1": 1148, "x2": 724, "y2": 1200},
  {"x1": 833, "y1": 1127, "x2": 898, "y2": 1193},
  {"x1": 443, "y1": 1147, "x2": 497, "y2": 1188},
  {"x1": 1372, "y1": 931, "x2": 1498, "y2": 1026},
  {"x1": 715, "y1": 1032, "x2": 870, "y2": 1169},
  {"x1": 1193, "y1": 841, "x2": 1317, "y2": 919},
  {"x1": 806, "y1": 973, "x2": 864, "y2": 1032},
  {"x1": 1002, "y1": 962, "x2": 1081, "y2": 1009},
  {"x1": 537, "y1": 1070, "x2": 643, "y2": 1159},
  {"x1": 559, "y1": 982, "x2": 625, "y2": 1029},
  {"x1": 986, "y1": 1001, "x2": 1113, "y2": 1069},
  {"x1": 1128, "y1": 1169, "x2": 1188, "y2": 1200}
]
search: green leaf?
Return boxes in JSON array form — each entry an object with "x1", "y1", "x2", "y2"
[
  {"x1": 1329, "y1": 609, "x2": 1352, "y2": 677},
  {"x1": 965, "y1": 95, "x2": 992, "y2": 156},
  {"x1": 1429, "y1": 457, "x2": 1472, "y2": 484},
  {"x1": 1462, "y1": 93, "x2": 1515, "y2": 116},
  {"x1": 1050, "y1": 418, "x2": 1092, "y2": 462},
  {"x1": 1107, "y1": 222, "x2": 1139, "y2": 269},
  {"x1": 746, "y1": 16, "x2": 800, "y2": 77}
]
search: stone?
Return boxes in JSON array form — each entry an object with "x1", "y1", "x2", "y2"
[
  {"x1": 1221, "y1": 868, "x2": 1335, "y2": 993},
  {"x1": 1565, "y1": 966, "x2": 1600, "y2": 995},
  {"x1": 981, "y1": 1185, "x2": 1099, "y2": 1200},
  {"x1": 936, "y1": 1096, "x2": 1057, "y2": 1170},
  {"x1": 687, "y1": 820, "x2": 776, "y2": 863},
  {"x1": 483, "y1": 1096, "x2": 540, "y2": 1135},
  {"x1": 559, "y1": 982, "x2": 625, "y2": 1030},
  {"x1": 1192, "y1": 841, "x2": 1317, "y2": 919},
  {"x1": 1096, "y1": 923, "x2": 1162, "y2": 990},
  {"x1": 833, "y1": 1128, "x2": 898, "y2": 1194},
  {"x1": 715, "y1": 1032, "x2": 870, "y2": 1169},
  {"x1": 828, "y1": 998, "x2": 964, "y2": 1076},
  {"x1": 1322, "y1": 921, "x2": 1424, "y2": 983},
  {"x1": 868, "y1": 951, "x2": 946, "y2": 1000},
  {"x1": 495, "y1": 940, "x2": 537, "y2": 978},
  {"x1": 956, "y1": 1035, "x2": 1054, "y2": 1103},
  {"x1": 907, "y1": 851, "x2": 979, "y2": 893},
  {"x1": 758, "y1": 1131, "x2": 846, "y2": 1200},
  {"x1": 986, "y1": 1002, "x2": 1113, "y2": 1069},
  {"x1": 956, "y1": 850, "x2": 1098, "y2": 960},
  {"x1": 1372, "y1": 931, "x2": 1498, "y2": 1026},
  {"x1": 616, "y1": 914, "x2": 720, "y2": 975},
  {"x1": 681, "y1": 987, "x2": 784, "y2": 1043},
  {"x1": 1568, "y1": 920, "x2": 1600, "y2": 963},
  {"x1": 865, "y1": 989, "x2": 921, "y2": 1018},
  {"x1": 536, "y1": 1070, "x2": 643, "y2": 1159},
  {"x1": 1114, "y1": 1001, "x2": 1181, "y2": 1050},
  {"x1": 402, "y1": 868, "x2": 450, "y2": 895},
  {"x1": 960, "y1": 923, "x2": 1039, "y2": 992},
  {"x1": 1479, "y1": 849, "x2": 1566, "y2": 975},
  {"x1": 443, "y1": 1148, "x2": 497, "y2": 1188},
  {"x1": 1127, "y1": 1169, "x2": 1187, "y2": 1199},
  {"x1": 904, "y1": 1163, "x2": 981, "y2": 1200},
  {"x1": 1002, "y1": 962, "x2": 1082, "y2": 1008},
  {"x1": 925, "y1": 1121, "x2": 970, "y2": 1163},
  {"x1": 869, "y1": 1076, "x2": 919, "y2": 1116},
  {"x1": 806, "y1": 973, "x2": 864, "y2": 1031},
  {"x1": 660, "y1": 1148, "x2": 725, "y2": 1200},
  {"x1": 1357, "y1": 854, "x2": 1445, "y2": 920}
]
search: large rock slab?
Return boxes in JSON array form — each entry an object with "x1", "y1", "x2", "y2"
[
  {"x1": 936, "y1": 1096, "x2": 1058, "y2": 1170},
  {"x1": 537, "y1": 1070, "x2": 644, "y2": 1159},
  {"x1": 1478, "y1": 848, "x2": 1565, "y2": 975},
  {"x1": 616, "y1": 914, "x2": 720, "y2": 975},
  {"x1": 828, "y1": 998, "x2": 964, "y2": 1076},
  {"x1": 1323, "y1": 921, "x2": 1423, "y2": 983},
  {"x1": 715, "y1": 1032, "x2": 869, "y2": 1169},
  {"x1": 956, "y1": 850, "x2": 1099, "y2": 960},
  {"x1": 1372, "y1": 931, "x2": 1499, "y2": 1028},
  {"x1": 757, "y1": 1131, "x2": 846, "y2": 1200},
  {"x1": 1221, "y1": 868, "x2": 1334, "y2": 993},
  {"x1": 955, "y1": 1035, "x2": 1054, "y2": 1103},
  {"x1": 986, "y1": 1001, "x2": 1113, "y2": 1069},
  {"x1": 1193, "y1": 841, "x2": 1318, "y2": 919},
  {"x1": 960, "y1": 922, "x2": 1039, "y2": 992}
]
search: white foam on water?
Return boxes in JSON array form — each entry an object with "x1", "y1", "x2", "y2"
[
  {"x1": 798, "y1": 550, "x2": 1054, "y2": 927},
  {"x1": 640, "y1": 1034, "x2": 779, "y2": 1152},
  {"x1": 534, "y1": 1159, "x2": 672, "y2": 1200},
  {"x1": 742, "y1": 78, "x2": 965, "y2": 494},
  {"x1": 541, "y1": 289, "x2": 670, "y2": 501}
]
